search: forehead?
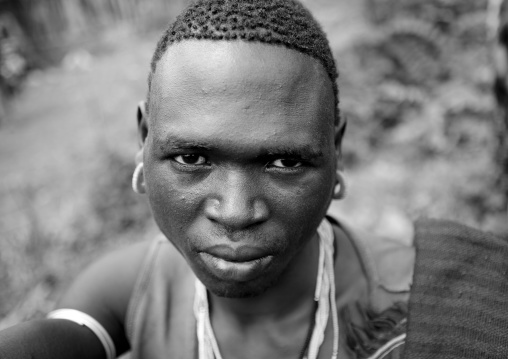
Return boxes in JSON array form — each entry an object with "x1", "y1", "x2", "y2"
[{"x1": 149, "y1": 40, "x2": 335, "y2": 150}]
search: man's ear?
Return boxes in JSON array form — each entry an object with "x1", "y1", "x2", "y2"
[
  {"x1": 137, "y1": 100, "x2": 148, "y2": 147},
  {"x1": 334, "y1": 117, "x2": 347, "y2": 171},
  {"x1": 135, "y1": 101, "x2": 148, "y2": 164}
]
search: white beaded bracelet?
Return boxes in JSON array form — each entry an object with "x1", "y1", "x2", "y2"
[{"x1": 47, "y1": 309, "x2": 116, "y2": 359}]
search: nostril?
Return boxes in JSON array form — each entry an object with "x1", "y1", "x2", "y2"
[
  {"x1": 204, "y1": 196, "x2": 268, "y2": 230},
  {"x1": 204, "y1": 198, "x2": 221, "y2": 220},
  {"x1": 252, "y1": 199, "x2": 269, "y2": 223}
]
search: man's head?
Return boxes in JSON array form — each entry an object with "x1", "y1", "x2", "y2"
[
  {"x1": 146, "y1": 0, "x2": 339, "y2": 123},
  {"x1": 137, "y1": 0, "x2": 344, "y2": 298}
]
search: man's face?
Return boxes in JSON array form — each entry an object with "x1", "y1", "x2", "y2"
[{"x1": 144, "y1": 40, "x2": 337, "y2": 298}]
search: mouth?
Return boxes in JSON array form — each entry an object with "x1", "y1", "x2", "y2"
[
  {"x1": 198, "y1": 251, "x2": 274, "y2": 282},
  {"x1": 201, "y1": 244, "x2": 269, "y2": 262}
]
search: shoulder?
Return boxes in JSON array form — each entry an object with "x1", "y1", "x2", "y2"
[
  {"x1": 357, "y1": 225, "x2": 415, "y2": 292},
  {"x1": 58, "y1": 239, "x2": 153, "y2": 314},
  {"x1": 124, "y1": 236, "x2": 196, "y2": 356},
  {"x1": 58, "y1": 234, "x2": 189, "y2": 315},
  {"x1": 328, "y1": 216, "x2": 414, "y2": 359},
  {"x1": 336, "y1": 218, "x2": 415, "y2": 311},
  {"x1": 55, "y1": 237, "x2": 161, "y2": 353},
  {"x1": 56, "y1": 234, "x2": 191, "y2": 354}
]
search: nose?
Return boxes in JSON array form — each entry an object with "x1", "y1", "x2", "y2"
[{"x1": 204, "y1": 170, "x2": 269, "y2": 231}]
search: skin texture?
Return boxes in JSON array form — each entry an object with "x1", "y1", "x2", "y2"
[{"x1": 141, "y1": 40, "x2": 339, "y2": 300}]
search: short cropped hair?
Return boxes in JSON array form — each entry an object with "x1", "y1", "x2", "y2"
[{"x1": 147, "y1": 0, "x2": 339, "y2": 122}]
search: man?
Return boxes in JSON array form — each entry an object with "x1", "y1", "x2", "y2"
[{"x1": 0, "y1": 1, "x2": 413, "y2": 358}]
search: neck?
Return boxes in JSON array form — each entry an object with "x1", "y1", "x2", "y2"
[{"x1": 209, "y1": 232, "x2": 320, "y2": 322}]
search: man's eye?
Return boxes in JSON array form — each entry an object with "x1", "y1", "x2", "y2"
[
  {"x1": 270, "y1": 159, "x2": 302, "y2": 168},
  {"x1": 173, "y1": 154, "x2": 208, "y2": 165}
]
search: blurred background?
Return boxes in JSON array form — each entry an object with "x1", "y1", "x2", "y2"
[{"x1": 0, "y1": 0, "x2": 507, "y2": 329}]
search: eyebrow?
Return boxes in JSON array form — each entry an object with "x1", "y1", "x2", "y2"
[
  {"x1": 157, "y1": 137, "x2": 214, "y2": 152},
  {"x1": 156, "y1": 136, "x2": 324, "y2": 160},
  {"x1": 264, "y1": 146, "x2": 324, "y2": 160}
]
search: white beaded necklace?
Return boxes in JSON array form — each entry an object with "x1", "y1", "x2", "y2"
[{"x1": 193, "y1": 219, "x2": 339, "y2": 359}]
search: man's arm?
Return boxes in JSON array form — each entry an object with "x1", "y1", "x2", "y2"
[
  {"x1": 0, "y1": 319, "x2": 106, "y2": 359},
  {"x1": 0, "y1": 239, "x2": 152, "y2": 358}
]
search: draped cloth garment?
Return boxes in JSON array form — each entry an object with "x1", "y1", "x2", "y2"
[{"x1": 404, "y1": 219, "x2": 508, "y2": 358}]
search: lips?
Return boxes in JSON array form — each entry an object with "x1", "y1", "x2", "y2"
[
  {"x1": 202, "y1": 244, "x2": 269, "y2": 262},
  {"x1": 198, "y1": 245, "x2": 274, "y2": 282}
]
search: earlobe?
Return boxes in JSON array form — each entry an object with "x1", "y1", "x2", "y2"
[
  {"x1": 332, "y1": 171, "x2": 347, "y2": 200},
  {"x1": 137, "y1": 100, "x2": 148, "y2": 146},
  {"x1": 132, "y1": 162, "x2": 146, "y2": 194}
]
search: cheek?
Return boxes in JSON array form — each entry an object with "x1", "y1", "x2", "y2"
[
  {"x1": 268, "y1": 170, "x2": 335, "y2": 235},
  {"x1": 144, "y1": 164, "x2": 202, "y2": 237}
]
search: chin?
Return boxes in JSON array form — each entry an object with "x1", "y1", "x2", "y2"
[
  {"x1": 208, "y1": 283, "x2": 270, "y2": 299},
  {"x1": 205, "y1": 274, "x2": 280, "y2": 299}
]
